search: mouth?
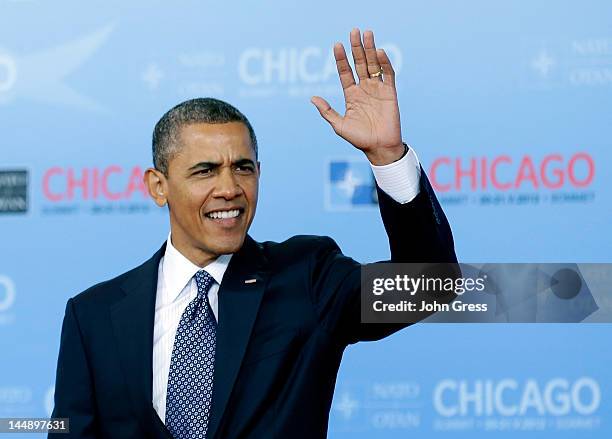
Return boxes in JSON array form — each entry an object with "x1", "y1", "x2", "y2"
[{"x1": 204, "y1": 208, "x2": 245, "y2": 227}]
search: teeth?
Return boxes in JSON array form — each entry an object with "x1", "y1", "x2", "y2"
[{"x1": 207, "y1": 209, "x2": 240, "y2": 219}]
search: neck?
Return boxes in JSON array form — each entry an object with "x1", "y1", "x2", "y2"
[{"x1": 169, "y1": 234, "x2": 218, "y2": 268}]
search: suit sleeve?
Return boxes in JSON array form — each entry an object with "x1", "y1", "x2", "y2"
[
  {"x1": 377, "y1": 166, "x2": 457, "y2": 263},
  {"x1": 49, "y1": 298, "x2": 99, "y2": 438},
  {"x1": 310, "y1": 170, "x2": 458, "y2": 346}
]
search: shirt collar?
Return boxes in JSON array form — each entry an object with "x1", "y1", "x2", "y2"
[{"x1": 160, "y1": 232, "x2": 232, "y2": 304}]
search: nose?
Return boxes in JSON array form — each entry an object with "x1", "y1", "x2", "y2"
[{"x1": 213, "y1": 168, "x2": 242, "y2": 200}]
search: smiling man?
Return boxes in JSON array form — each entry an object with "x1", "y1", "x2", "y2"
[
  {"x1": 50, "y1": 29, "x2": 456, "y2": 439},
  {"x1": 147, "y1": 120, "x2": 260, "y2": 266}
]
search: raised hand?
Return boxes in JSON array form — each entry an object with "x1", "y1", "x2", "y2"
[{"x1": 311, "y1": 29, "x2": 405, "y2": 165}]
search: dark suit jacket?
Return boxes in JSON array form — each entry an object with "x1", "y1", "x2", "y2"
[{"x1": 50, "y1": 172, "x2": 456, "y2": 439}]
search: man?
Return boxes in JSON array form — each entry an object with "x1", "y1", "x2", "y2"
[{"x1": 50, "y1": 29, "x2": 456, "y2": 438}]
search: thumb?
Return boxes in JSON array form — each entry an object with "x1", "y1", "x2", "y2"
[{"x1": 311, "y1": 96, "x2": 342, "y2": 132}]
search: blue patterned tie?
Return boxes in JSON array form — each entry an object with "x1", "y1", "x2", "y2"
[{"x1": 165, "y1": 269, "x2": 216, "y2": 439}]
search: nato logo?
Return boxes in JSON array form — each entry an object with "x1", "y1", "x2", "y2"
[
  {"x1": 326, "y1": 159, "x2": 378, "y2": 210},
  {"x1": 0, "y1": 24, "x2": 113, "y2": 111},
  {"x1": 0, "y1": 170, "x2": 28, "y2": 214}
]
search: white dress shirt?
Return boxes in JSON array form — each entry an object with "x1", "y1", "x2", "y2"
[
  {"x1": 370, "y1": 146, "x2": 421, "y2": 204},
  {"x1": 152, "y1": 146, "x2": 421, "y2": 421},
  {"x1": 152, "y1": 234, "x2": 232, "y2": 421}
]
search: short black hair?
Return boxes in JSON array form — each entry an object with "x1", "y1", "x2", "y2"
[{"x1": 152, "y1": 97, "x2": 258, "y2": 175}]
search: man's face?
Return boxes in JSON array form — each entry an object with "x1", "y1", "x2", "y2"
[{"x1": 162, "y1": 122, "x2": 259, "y2": 264}]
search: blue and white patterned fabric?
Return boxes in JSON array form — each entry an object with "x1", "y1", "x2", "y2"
[{"x1": 165, "y1": 269, "x2": 216, "y2": 438}]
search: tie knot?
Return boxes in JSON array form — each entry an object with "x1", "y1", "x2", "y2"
[{"x1": 194, "y1": 269, "x2": 214, "y2": 298}]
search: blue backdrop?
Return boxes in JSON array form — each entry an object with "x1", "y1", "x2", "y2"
[{"x1": 1, "y1": 1, "x2": 611, "y2": 437}]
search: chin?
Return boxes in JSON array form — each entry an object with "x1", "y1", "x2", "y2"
[{"x1": 211, "y1": 235, "x2": 246, "y2": 255}]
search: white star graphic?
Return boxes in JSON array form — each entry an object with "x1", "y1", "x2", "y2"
[
  {"x1": 142, "y1": 63, "x2": 164, "y2": 90},
  {"x1": 336, "y1": 169, "x2": 362, "y2": 199},
  {"x1": 532, "y1": 50, "x2": 555, "y2": 78},
  {"x1": 334, "y1": 392, "x2": 359, "y2": 420}
]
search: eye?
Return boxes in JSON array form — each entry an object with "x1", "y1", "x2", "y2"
[
  {"x1": 235, "y1": 165, "x2": 255, "y2": 174},
  {"x1": 194, "y1": 168, "x2": 212, "y2": 176}
]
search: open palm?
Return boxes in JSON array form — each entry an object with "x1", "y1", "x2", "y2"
[{"x1": 312, "y1": 29, "x2": 404, "y2": 165}]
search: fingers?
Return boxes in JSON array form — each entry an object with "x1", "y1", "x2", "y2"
[
  {"x1": 333, "y1": 43, "x2": 356, "y2": 91},
  {"x1": 310, "y1": 96, "x2": 342, "y2": 132},
  {"x1": 376, "y1": 48, "x2": 396, "y2": 87},
  {"x1": 350, "y1": 28, "x2": 369, "y2": 81},
  {"x1": 363, "y1": 30, "x2": 382, "y2": 81}
]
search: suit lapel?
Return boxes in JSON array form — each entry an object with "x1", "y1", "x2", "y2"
[
  {"x1": 110, "y1": 242, "x2": 173, "y2": 439},
  {"x1": 109, "y1": 236, "x2": 268, "y2": 439},
  {"x1": 207, "y1": 235, "x2": 269, "y2": 439}
]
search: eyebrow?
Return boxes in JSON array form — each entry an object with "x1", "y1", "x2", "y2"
[{"x1": 187, "y1": 158, "x2": 256, "y2": 172}]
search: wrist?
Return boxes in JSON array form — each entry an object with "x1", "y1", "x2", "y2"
[{"x1": 366, "y1": 143, "x2": 408, "y2": 166}]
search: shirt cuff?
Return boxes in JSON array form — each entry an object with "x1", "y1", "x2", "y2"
[{"x1": 370, "y1": 145, "x2": 421, "y2": 204}]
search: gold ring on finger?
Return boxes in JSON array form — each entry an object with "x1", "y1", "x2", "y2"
[{"x1": 369, "y1": 67, "x2": 383, "y2": 78}]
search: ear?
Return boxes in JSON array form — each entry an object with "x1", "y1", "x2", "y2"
[
  {"x1": 144, "y1": 168, "x2": 168, "y2": 207},
  {"x1": 256, "y1": 161, "x2": 261, "y2": 176}
]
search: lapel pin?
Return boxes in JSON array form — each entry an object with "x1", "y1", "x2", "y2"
[{"x1": 244, "y1": 279, "x2": 257, "y2": 284}]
